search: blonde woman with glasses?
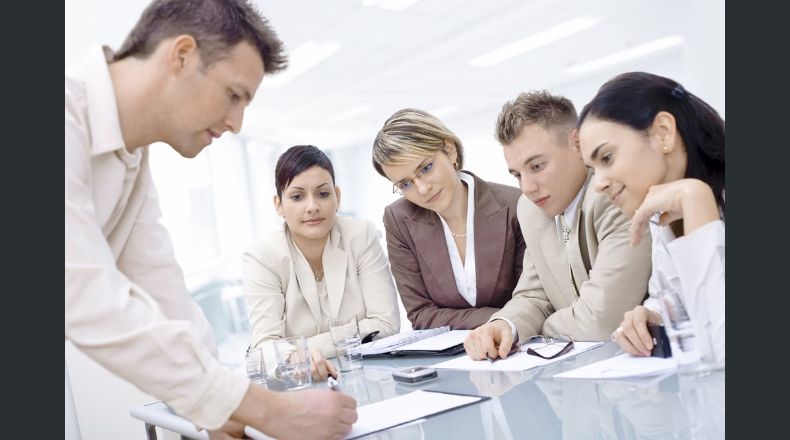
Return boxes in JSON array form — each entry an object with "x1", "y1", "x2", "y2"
[{"x1": 372, "y1": 108, "x2": 525, "y2": 329}]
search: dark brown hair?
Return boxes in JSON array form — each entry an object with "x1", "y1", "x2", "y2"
[
  {"x1": 275, "y1": 145, "x2": 336, "y2": 198},
  {"x1": 578, "y1": 72, "x2": 725, "y2": 211},
  {"x1": 113, "y1": 0, "x2": 287, "y2": 73}
]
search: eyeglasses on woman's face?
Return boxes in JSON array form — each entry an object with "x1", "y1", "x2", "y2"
[{"x1": 392, "y1": 155, "x2": 437, "y2": 195}]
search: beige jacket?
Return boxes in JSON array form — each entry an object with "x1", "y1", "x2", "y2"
[
  {"x1": 493, "y1": 174, "x2": 652, "y2": 341},
  {"x1": 243, "y1": 216, "x2": 400, "y2": 359}
]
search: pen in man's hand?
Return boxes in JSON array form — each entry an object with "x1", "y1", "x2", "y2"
[{"x1": 328, "y1": 376, "x2": 341, "y2": 391}]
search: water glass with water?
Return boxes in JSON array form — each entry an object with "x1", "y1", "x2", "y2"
[
  {"x1": 330, "y1": 316, "x2": 363, "y2": 372},
  {"x1": 245, "y1": 346, "x2": 267, "y2": 388},
  {"x1": 273, "y1": 336, "x2": 313, "y2": 391},
  {"x1": 657, "y1": 288, "x2": 717, "y2": 374}
]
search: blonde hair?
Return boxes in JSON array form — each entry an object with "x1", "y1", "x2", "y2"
[
  {"x1": 372, "y1": 108, "x2": 464, "y2": 177},
  {"x1": 495, "y1": 90, "x2": 577, "y2": 145}
]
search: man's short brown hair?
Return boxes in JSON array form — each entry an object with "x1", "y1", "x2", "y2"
[
  {"x1": 113, "y1": 0, "x2": 287, "y2": 73},
  {"x1": 495, "y1": 90, "x2": 577, "y2": 145}
]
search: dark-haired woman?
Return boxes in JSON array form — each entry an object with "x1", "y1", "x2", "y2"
[
  {"x1": 243, "y1": 145, "x2": 400, "y2": 380},
  {"x1": 577, "y1": 72, "x2": 724, "y2": 369}
]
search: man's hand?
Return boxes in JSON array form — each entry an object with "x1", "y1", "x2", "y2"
[
  {"x1": 208, "y1": 419, "x2": 246, "y2": 439},
  {"x1": 464, "y1": 320, "x2": 514, "y2": 360},
  {"x1": 258, "y1": 389, "x2": 358, "y2": 440}
]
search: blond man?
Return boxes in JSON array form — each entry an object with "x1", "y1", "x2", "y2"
[{"x1": 464, "y1": 91, "x2": 652, "y2": 360}]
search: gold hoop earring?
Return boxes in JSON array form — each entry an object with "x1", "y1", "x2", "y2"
[{"x1": 453, "y1": 161, "x2": 459, "y2": 171}]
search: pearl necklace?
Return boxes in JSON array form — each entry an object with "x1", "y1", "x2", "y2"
[{"x1": 449, "y1": 230, "x2": 468, "y2": 238}]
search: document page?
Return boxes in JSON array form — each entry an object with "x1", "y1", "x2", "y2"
[
  {"x1": 431, "y1": 341, "x2": 603, "y2": 371},
  {"x1": 360, "y1": 326, "x2": 450, "y2": 355},
  {"x1": 346, "y1": 390, "x2": 485, "y2": 439},
  {"x1": 553, "y1": 353, "x2": 677, "y2": 379},
  {"x1": 395, "y1": 330, "x2": 470, "y2": 351},
  {"x1": 244, "y1": 390, "x2": 485, "y2": 440}
]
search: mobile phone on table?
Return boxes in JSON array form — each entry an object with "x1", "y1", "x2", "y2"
[{"x1": 392, "y1": 366, "x2": 438, "y2": 384}]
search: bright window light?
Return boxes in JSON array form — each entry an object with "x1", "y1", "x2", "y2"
[
  {"x1": 428, "y1": 106, "x2": 458, "y2": 119},
  {"x1": 325, "y1": 106, "x2": 372, "y2": 125},
  {"x1": 468, "y1": 16, "x2": 602, "y2": 67},
  {"x1": 362, "y1": 0, "x2": 422, "y2": 11},
  {"x1": 565, "y1": 35, "x2": 684, "y2": 75},
  {"x1": 263, "y1": 40, "x2": 341, "y2": 88}
]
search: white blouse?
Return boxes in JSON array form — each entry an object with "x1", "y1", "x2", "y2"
[{"x1": 438, "y1": 172, "x2": 478, "y2": 306}]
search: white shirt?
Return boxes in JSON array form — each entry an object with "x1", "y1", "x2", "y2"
[
  {"x1": 316, "y1": 277, "x2": 330, "y2": 331},
  {"x1": 288, "y1": 233, "x2": 332, "y2": 333},
  {"x1": 494, "y1": 183, "x2": 588, "y2": 341},
  {"x1": 643, "y1": 219, "x2": 725, "y2": 369},
  {"x1": 438, "y1": 172, "x2": 477, "y2": 306},
  {"x1": 554, "y1": 182, "x2": 586, "y2": 241},
  {"x1": 65, "y1": 46, "x2": 248, "y2": 429}
]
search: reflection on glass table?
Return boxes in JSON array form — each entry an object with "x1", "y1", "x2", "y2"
[{"x1": 131, "y1": 342, "x2": 724, "y2": 440}]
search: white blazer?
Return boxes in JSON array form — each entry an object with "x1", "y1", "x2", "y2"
[{"x1": 243, "y1": 216, "x2": 400, "y2": 359}]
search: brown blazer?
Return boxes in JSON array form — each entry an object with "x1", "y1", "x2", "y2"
[{"x1": 383, "y1": 171, "x2": 525, "y2": 329}]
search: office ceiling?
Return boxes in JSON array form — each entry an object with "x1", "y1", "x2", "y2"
[{"x1": 68, "y1": 0, "x2": 724, "y2": 150}]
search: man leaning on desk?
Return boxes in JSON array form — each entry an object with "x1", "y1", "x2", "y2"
[
  {"x1": 65, "y1": 1, "x2": 356, "y2": 439},
  {"x1": 464, "y1": 90, "x2": 652, "y2": 360}
]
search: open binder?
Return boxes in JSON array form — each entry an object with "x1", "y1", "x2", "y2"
[{"x1": 359, "y1": 327, "x2": 470, "y2": 357}]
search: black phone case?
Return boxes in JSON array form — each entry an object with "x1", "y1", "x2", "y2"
[
  {"x1": 648, "y1": 323, "x2": 672, "y2": 358},
  {"x1": 362, "y1": 343, "x2": 466, "y2": 358}
]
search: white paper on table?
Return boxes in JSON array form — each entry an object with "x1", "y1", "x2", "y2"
[
  {"x1": 244, "y1": 390, "x2": 485, "y2": 440},
  {"x1": 431, "y1": 341, "x2": 603, "y2": 372},
  {"x1": 360, "y1": 326, "x2": 450, "y2": 355},
  {"x1": 553, "y1": 353, "x2": 677, "y2": 379},
  {"x1": 395, "y1": 330, "x2": 471, "y2": 351},
  {"x1": 346, "y1": 390, "x2": 485, "y2": 439}
]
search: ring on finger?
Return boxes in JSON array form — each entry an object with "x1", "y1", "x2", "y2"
[{"x1": 610, "y1": 326, "x2": 623, "y2": 342}]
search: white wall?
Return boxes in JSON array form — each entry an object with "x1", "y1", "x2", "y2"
[{"x1": 683, "y1": 0, "x2": 726, "y2": 117}]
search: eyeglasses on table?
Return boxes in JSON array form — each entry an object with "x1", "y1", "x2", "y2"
[{"x1": 522, "y1": 334, "x2": 574, "y2": 359}]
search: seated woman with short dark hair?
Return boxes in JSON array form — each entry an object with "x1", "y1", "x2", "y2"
[{"x1": 243, "y1": 145, "x2": 400, "y2": 380}]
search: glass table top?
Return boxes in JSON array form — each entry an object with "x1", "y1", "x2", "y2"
[{"x1": 330, "y1": 342, "x2": 724, "y2": 440}]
